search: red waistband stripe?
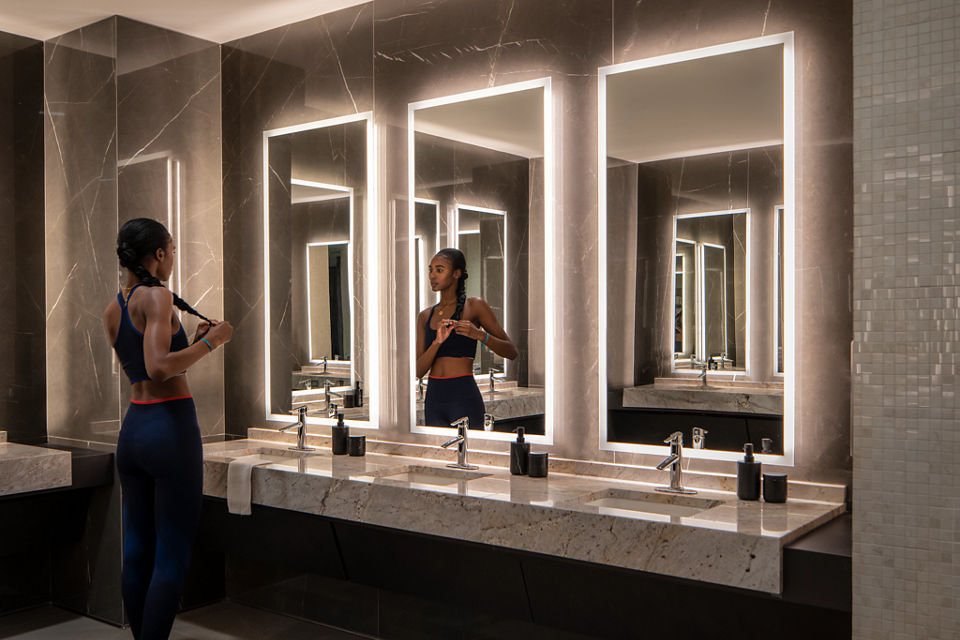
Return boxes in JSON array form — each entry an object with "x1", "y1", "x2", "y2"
[{"x1": 130, "y1": 395, "x2": 193, "y2": 405}]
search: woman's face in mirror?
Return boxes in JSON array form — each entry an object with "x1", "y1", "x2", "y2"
[{"x1": 428, "y1": 255, "x2": 459, "y2": 293}]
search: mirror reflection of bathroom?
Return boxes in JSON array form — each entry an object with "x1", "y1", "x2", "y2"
[
  {"x1": 411, "y1": 83, "x2": 548, "y2": 436},
  {"x1": 604, "y1": 39, "x2": 789, "y2": 455},
  {"x1": 266, "y1": 119, "x2": 369, "y2": 423}
]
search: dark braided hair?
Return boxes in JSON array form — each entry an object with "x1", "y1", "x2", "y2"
[
  {"x1": 117, "y1": 218, "x2": 210, "y2": 323},
  {"x1": 434, "y1": 248, "x2": 468, "y2": 320}
]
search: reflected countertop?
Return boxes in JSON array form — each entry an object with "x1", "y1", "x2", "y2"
[
  {"x1": 203, "y1": 435, "x2": 844, "y2": 594},
  {"x1": 0, "y1": 439, "x2": 72, "y2": 497}
]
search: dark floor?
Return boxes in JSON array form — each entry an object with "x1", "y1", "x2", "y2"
[{"x1": 0, "y1": 601, "x2": 374, "y2": 639}]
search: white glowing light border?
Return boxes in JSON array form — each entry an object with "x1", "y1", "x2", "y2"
[
  {"x1": 598, "y1": 33, "x2": 795, "y2": 465},
  {"x1": 773, "y1": 205, "x2": 786, "y2": 377},
  {"x1": 455, "y1": 203, "x2": 508, "y2": 368},
  {"x1": 414, "y1": 198, "x2": 441, "y2": 308},
  {"x1": 305, "y1": 237, "x2": 354, "y2": 368},
  {"x1": 408, "y1": 77, "x2": 554, "y2": 444},
  {"x1": 670, "y1": 209, "x2": 750, "y2": 376},
  {"x1": 263, "y1": 113, "x2": 378, "y2": 431}
]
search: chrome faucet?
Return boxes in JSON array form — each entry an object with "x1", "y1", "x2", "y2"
[
  {"x1": 320, "y1": 355, "x2": 327, "y2": 373},
  {"x1": 691, "y1": 426, "x2": 708, "y2": 450},
  {"x1": 692, "y1": 359, "x2": 708, "y2": 387},
  {"x1": 483, "y1": 413, "x2": 495, "y2": 431},
  {"x1": 417, "y1": 378, "x2": 425, "y2": 402},
  {"x1": 327, "y1": 401, "x2": 340, "y2": 419},
  {"x1": 441, "y1": 416, "x2": 478, "y2": 470},
  {"x1": 488, "y1": 367, "x2": 501, "y2": 393},
  {"x1": 324, "y1": 380, "x2": 344, "y2": 412},
  {"x1": 279, "y1": 406, "x2": 314, "y2": 452},
  {"x1": 655, "y1": 431, "x2": 696, "y2": 495}
]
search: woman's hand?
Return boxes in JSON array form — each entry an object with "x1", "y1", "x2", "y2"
[
  {"x1": 434, "y1": 320, "x2": 454, "y2": 345},
  {"x1": 205, "y1": 320, "x2": 234, "y2": 348},
  {"x1": 193, "y1": 319, "x2": 217, "y2": 344},
  {"x1": 448, "y1": 319, "x2": 484, "y2": 341}
]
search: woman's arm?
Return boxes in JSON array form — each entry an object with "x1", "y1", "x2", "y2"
[
  {"x1": 141, "y1": 287, "x2": 227, "y2": 381},
  {"x1": 451, "y1": 298, "x2": 519, "y2": 360},
  {"x1": 415, "y1": 308, "x2": 452, "y2": 379}
]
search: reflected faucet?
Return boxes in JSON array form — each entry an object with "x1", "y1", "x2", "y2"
[
  {"x1": 441, "y1": 416, "x2": 478, "y2": 470},
  {"x1": 320, "y1": 355, "x2": 327, "y2": 373},
  {"x1": 655, "y1": 431, "x2": 696, "y2": 495},
  {"x1": 417, "y1": 378, "x2": 425, "y2": 402},
  {"x1": 691, "y1": 426, "x2": 708, "y2": 450},
  {"x1": 483, "y1": 413, "x2": 495, "y2": 431},
  {"x1": 488, "y1": 368, "x2": 501, "y2": 393},
  {"x1": 324, "y1": 380, "x2": 344, "y2": 412},
  {"x1": 279, "y1": 406, "x2": 314, "y2": 452},
  {"x1": 692, "y1": 360, "x2": 708, "y2": 387}
]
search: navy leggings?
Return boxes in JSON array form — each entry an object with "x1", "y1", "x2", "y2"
[
  {"x1": 424, "y1": 374, "x2": 485, "y2": 429},
  {"x1": 117, "y1": 397, "x2": 203, "y2": 640}
]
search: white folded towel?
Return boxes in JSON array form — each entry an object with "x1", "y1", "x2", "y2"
[{"x1": 227, "y1": 454, "x2": 272, "y2": 516}]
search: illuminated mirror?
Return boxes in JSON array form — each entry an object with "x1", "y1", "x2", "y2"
[
  {"x1": 264, "y1": 114, "x2": 378, "y2": 428},
  {"x1": 409, "y1": 79, "x2": 553, "y2": 442},
  {"x1": 600, "y1": 34, "x2": 794, "y2": 462}
]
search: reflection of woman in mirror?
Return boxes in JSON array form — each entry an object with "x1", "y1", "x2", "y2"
[
  {"x1": 416, "y1": 248, "x2": 518, "y2": 429},
  {"x1": 102, "y1": 218, "x2": 233, "y2": 639}
]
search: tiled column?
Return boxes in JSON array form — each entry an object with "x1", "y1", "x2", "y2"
[{"x1": 852, "y1": 0, "x2": 960, "y2": 637}]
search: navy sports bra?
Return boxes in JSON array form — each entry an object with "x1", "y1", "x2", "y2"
[
  {"x1": 423, "y1": 304, "x2": 479, "y2": 359},
  {"x1": 113, "y1": 284, "x2": 190, "y2": 384}
]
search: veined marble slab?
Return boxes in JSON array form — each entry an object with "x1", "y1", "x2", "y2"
[
  {"x1": 0, "y1": 441, "x2": 72, "y2": 497},
  {"x1": 203, "y1": 438, "x2": 845, "y2": 594},
  {"x1": 415, "y1": 386, "x2": 545, "y2": 423},
  {"x1": 623, "y1": 384, "x2": 783, "y2": 415}
]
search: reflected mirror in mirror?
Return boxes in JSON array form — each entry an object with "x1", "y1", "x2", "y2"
[
  {"x1": 673, "y1": 211, "x2": 747, "y2": 372},
  {"x1": 409, "y1": 79, "x2": 552, "y2": 440},
  {"x1": 264, "y1": 115, "x2": 376, "y2": 427},
  {"x1": 600, "y1": 34, "x2": 793, "y2": 460}
]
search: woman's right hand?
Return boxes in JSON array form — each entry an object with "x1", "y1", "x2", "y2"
[
  {"x1": 206, "y1": 320, "x2": 234, "y2": 348},
  {"x1": 434, "y1": 319, "x2": 453, "y2": 345}
]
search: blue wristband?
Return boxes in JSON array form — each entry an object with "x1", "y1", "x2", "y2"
[
  {"x1": 483, "y1": 331, "x2": 490, "y2": 345},
  {"x1": 200, "y1": 337, "x2": 214, "y2": 352}
]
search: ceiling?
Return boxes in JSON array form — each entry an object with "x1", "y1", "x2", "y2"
[{"x1": 0, "y1": 0, "x2": 369, "y2": 43}]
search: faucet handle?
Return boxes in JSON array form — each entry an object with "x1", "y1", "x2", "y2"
[
  {"x1": 663, "y1": 431, "x2": 684, "y2": 446},
  {"x1": 451, "y1": 416, "x2": 470, "y2": 431}
]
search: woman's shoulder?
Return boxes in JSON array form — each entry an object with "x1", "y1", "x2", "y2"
[{"x1": 464, "y1": 296, "x2": 489, "y2": 312}]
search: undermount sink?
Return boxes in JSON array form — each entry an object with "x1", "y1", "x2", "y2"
[
  {"x1": 654, "y1": 377, "x2": 783, "y2": 393},
  {"x1": 563, "y1": 488, "x2": 724, "y2": 521},
  {"x1": 376, "y1": 464, "x2": 490, "y2": 486}
]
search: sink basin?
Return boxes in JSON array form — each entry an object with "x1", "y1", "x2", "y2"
[
  {"x1": 376, "y1": 464, "x2": 490, "y2": 486},
  {"x1": 563, "y1": 488, "x2": 724, "y2": 522},
  {"x1": 653, "y1": 377, "x2": 783, "y2": 393}
]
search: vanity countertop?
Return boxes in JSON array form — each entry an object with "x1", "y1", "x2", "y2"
[
  {"x1": 203, "y1": 436, "x2": 844, "y2": 595},
  {"x1": 0, "y1": 440, "x2": 72, "y2": 497},
  {"x1": 623, "y1": 381, "x2": 783, "y2": 415}
]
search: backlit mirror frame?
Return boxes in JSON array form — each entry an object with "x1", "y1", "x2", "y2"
[
  {"x1": 598, "y1": 33, "x2": 795, "y2": 464},
  {"x1": 262, "y1": 113, "x2": 379, "y2": 430},
  {"x1": 408, "y1": 77, "x2": 555, "y2": 444}
]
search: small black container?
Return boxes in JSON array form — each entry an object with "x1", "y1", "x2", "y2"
[
  {"x1": 331, "y1": 412, "x2": 349, "y2": 455},
  {"x1": 527, "y1": 452, "x2": 549, "y2": 478},
  {"x1": 348, "y1": 435, "x2": 366, "y2": 457},
  {"x1": 343, "y1": 391, "x2": 356, "y2": 408},
  {"x1": 763, "y1": 473, "x2": 788, "y2": 503},
  {"x1": 354, "y1": 380, "x2": 363, "y2": 407},
  {"x1": 510, "y1": 427, "x2": 530, "y2": 475},
  {"x1": 737, "y1": 443, "x2": 761, "y2": 500}
]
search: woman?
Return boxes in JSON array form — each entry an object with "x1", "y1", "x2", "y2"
[
  {"x1": 102, "y1": 218, "x2": 232, "y2": 640},
  {"x1": 416, "y1": 248, "x2": 518, "y2": 429}
]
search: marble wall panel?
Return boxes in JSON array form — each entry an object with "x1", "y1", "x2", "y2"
[
  {"x1": 222, "y1": 3, "x2": 374, "y2": 435},
  {"x1": 0, "y1": 32, "x2": 44, "y2": 445},
  {"x1": 44, "y1": 18, "x2": 121, "y2": 444},
  {"x1": 609, "y1": 0, "x2": 853, "y2": 479},
  {"x1": 116, "y1": 17, "x2": 223, "y2": 439}
]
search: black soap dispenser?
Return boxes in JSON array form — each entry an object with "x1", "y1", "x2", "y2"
[
  {"x1": 331, "y1": 412, "x2": 349, "y2": 455},
  {"x1": 354, "y1": 380, "x2": 363, "y2": 407},
  {"x1": 737, "y1": 443, "x2": 761, "y2": 500},
  {"x1": 510, "y1": 427, "x2": 530, "y2": 475}
]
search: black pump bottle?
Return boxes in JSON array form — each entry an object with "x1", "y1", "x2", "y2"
[
  {"x1": 510, "y1": 427, "x2": 530, "y2": 475},
  {"x1": 737, "y1": 443, "x2": 761, "y2": 500}
]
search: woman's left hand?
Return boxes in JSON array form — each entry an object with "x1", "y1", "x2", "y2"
[
  {"x1": 447, "y1": 319, "x2": 484, "y2": 341},
  {"x1": 193, "y1": 319, "x2": 219, "y2": 344}
]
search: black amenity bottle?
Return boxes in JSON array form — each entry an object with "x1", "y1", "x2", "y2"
[
  {"x1": 737, "y1": 443, "x2": 761, "y2": 500},
  {"x1": 331, "y1": 412, "x2": 349, "y2": 455},
  {"x1": 510, "y1": 427, "x2": 530, "y2": 475}
]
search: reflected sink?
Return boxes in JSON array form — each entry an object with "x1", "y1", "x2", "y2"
[
  {"x1": 377, "y1": 464, "x2": 490, "y2": 486},
  {"x1": 563, "y1": 488, "x2": 724, "y2": 521},
  {"x1": 653, "y1": 377, "x2": 782, "y2": 393}
]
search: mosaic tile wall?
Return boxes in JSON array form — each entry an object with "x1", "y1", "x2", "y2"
[{"x1": 852, "y1": 0, "x2": 960, "y2": 637}]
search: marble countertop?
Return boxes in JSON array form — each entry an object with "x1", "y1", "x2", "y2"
[
  {"x1": 0, "y1": 440, "x2": 72, "y2": 497},
  {"x1": 623, "y1": 382, "x2": 783, "y2": 415},
  {"x1": 203, "y1": 435, "x2": 844, "y2": 594}
]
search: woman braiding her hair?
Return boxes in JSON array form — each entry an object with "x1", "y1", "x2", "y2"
[
  {"x1": 416, "y1": 247, "x2": 518, "y2": 429},
  {"x1": 102, "y1": 218, "x2": 232, "y2": 640}
]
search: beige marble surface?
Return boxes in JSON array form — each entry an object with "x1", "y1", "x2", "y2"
[
  {"x1": 204, "y1": 435, "x2": 845, "y2": 594},
  {"x1": 623, "y1": 384, "x2": 784, "y2": 415},
  {"x1": 0, "y1": 441, "x2": 71, "y2": 496}
]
